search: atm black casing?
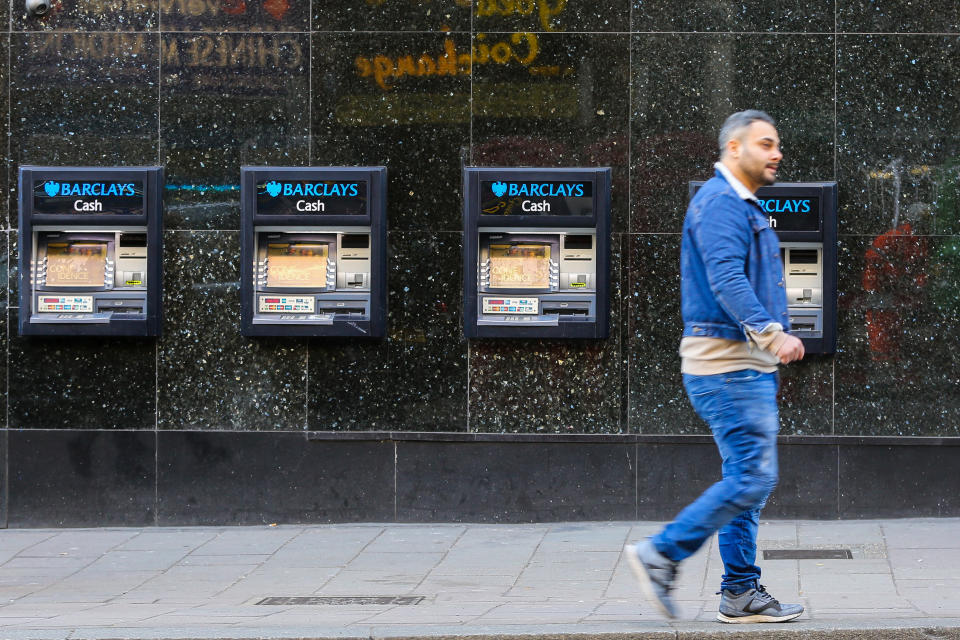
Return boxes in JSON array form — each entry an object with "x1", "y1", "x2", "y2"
[
  {"x1": 463, "y1": 167, "x2": 611, "y2": 339},
  {"x1": 18, "y1": 166, "x2": 164, "y2": 337},
  {"x1": 688, "y1": 181, "x2": 838, "y2": 354},
  {"x1": 240, "y1": 166, "x2": 387, "y2": 338}
]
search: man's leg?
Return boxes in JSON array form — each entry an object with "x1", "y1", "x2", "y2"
[
  {"x1": 718, "y1": 507, "x2": 763, "y2": 592},
  {"x1": 652, "y1": 370, "x2": 779, "y2": 562},
  {"x1": 715, "y1": 372, "x2": 779, "y2": 592},
  {"x1": 706, "y1": 372, "x2": 803, "y2": 623},
  {"x1": 627, "y1": 370, "x2": 779, "y2": 618}
]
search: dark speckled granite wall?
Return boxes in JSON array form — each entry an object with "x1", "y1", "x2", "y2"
[{"x1": 3, "y1": 1, "x2": 960, "y2": 524}]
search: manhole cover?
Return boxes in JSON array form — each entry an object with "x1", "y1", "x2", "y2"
[
  {"x1": 763, "y1": 549, "x2": 852, "y2": 560},
  {"x1": 256, "y1": 596, "x2": 425, "y2": 606}
]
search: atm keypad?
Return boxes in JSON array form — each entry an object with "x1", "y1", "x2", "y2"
[
  {"x1": 258, "y1": 295, "x2": 316, "y2": 313},
  {"x1": 38, "y1": 295, "x2": 93, "y2": 313},
  {"x1": 483, "y1": 297, "x2": 539, "y2": 314}
]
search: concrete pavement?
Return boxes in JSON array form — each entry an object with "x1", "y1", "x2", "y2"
[{"x1": 0, "y1": 519, "x2": 959, "y2": 639}]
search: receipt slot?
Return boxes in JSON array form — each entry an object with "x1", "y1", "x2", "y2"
[
  {"x1": 689, "y1": 181, "x2": 838, "y2": 354},
  {"x1": 463, "y1": 167, "x2": 611, "y2": 339},
  {"x1": 18, "y1": 166, "x2": 164, "y2": 337},
  {"x1": 240, "y1": 167, "x2": 386, "y2": 337}
]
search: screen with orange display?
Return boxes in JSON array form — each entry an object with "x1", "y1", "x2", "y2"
[
  {"x1": 45, "y1": 242, "x2": 108, "y2": 287},
  {"x1": 265, "y1": 243, "x2": 329, "y2": 288},
  {"x1": 488, "y1": 244, "x2": 550, "y2": 289}
]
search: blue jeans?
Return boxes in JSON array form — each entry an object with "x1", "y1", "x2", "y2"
[{"x1": 650, "y1": 369, "x2": 780, "y2": 592}]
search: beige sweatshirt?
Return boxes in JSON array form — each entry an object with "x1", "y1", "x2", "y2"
[{"x1": 679, "y1": 325, "x2": 787, "y2": 375}]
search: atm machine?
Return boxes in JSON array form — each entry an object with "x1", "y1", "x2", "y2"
[
  {"x1": 240, "y1": 166, "x2": 386, "y2": 337},
  {"x1": 463, "y1": 167, "x2": 611, "y2": 339},
  {"x1": 689, "y1": 181, "x2": 838, "y2": 354},
  {"x1": 18, "y1": 166, "x2": 164, "y2": 336}
]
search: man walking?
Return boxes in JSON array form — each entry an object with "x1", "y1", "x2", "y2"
[{"x1": 626, "y1": 110, "x2": 805, "y2": 623}]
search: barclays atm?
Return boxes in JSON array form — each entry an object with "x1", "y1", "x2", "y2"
[
  {"x1": 18, "y1": 166, "x2": 164, "y2": 337},
  {"x1": 240, "y1": 166, "x2": 386, "y2": 337},
  {"x1": 689, "y1": 181, "x2": 838, "y2": 354},
  {"x1": 463, "y1": 167, "x2": 611, "y2": 339}
]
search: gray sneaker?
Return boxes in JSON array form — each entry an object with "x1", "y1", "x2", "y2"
[
  {"x1": 625, "y1": 540, "x2": 679, "y2": 618},
  {"x1": 717, "y1": 584, "x2": 804, "y2": 623}
]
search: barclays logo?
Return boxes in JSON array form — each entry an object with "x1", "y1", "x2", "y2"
[
  {"x1": 492, "y1": 182, "x2": 585, "y2": 198},
  {"x1": 41, "y1": 181, "x2": 137, "y2": 198},
  {"x1": 758, "y1": 198, "x2": 812, "y2": 214},
  {"x1": 263, "y1": 181, "x2": 360, "y2": 198}
]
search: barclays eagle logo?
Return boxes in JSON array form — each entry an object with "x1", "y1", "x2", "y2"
[
  {"x1": 491, "y1": 181, "x2": 507, "y2": 198},
  {"x1": 43, "y1": 181, "x2": 60, "y2": 197},
  {"x1": 265, "y1": 181, "x2": 282, "y2": 197}
]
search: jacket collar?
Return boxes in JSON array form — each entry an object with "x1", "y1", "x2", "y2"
[{"x1": 714, "y1": 162, "x2": 758, "y2": 202}]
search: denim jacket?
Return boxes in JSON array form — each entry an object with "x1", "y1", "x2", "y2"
[{"x1": 681, "y1": 169, "x2": 790, "y2": 341}]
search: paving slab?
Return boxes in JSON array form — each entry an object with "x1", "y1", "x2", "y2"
[{"x1": 0, "y1": 520, "x2": 957, "y2": 639}]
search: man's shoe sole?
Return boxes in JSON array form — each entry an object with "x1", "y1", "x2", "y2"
[
  {"x1": 716, "y1": 611, "x2": 803, "y2": 624},
  {"x1": 625, "y1": 544, "x2": 676, "y2": 619}
]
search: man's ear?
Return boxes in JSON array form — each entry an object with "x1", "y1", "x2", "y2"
[{"x1": 727, "y1": 138, "x2": 741, "y2": 159}]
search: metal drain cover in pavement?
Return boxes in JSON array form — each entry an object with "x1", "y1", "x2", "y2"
[
  {"x1": 763, "y1": 549, "x2": 852, "y2": 560},
  {"x1": 256, "y1": 596, "x2": 425, "y2": 606}
]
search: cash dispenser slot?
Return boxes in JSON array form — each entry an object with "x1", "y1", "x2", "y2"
[
  {"x1": 542, "y1": 300, "x2": 592, "y2": 320},
  {"x1": 317, "y1": 300, "x2": 369, "y2": 318},
  {"x1": 789, "y1": 309, "x2": 822, "y2": 335}
]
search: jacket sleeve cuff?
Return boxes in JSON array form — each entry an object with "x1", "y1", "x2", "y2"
[{"x1": 746, "y1": 323, "x2": 787, "y2": 355}]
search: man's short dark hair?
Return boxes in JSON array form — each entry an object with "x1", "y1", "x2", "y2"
[{"x1": 718, "y1": 110, "x2": 776, "y2": 155}]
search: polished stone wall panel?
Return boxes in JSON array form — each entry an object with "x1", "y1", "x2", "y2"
[
  {"x1": 625, "y1": 235, "x2": 699, "y2": 433},
  {"x1": 0, "y1": 232, "x2": 7, "y2": 429},
  {"x1": 636, "y1": 442, "x2": 717, "y2": 518},
  {"x1": 314, "y1": 1, "x2": 470, "y2": 32},
  {"x1": 473, "y1": 0, "x2": 630, "y2": 33},
  {"x1": 15, "y1": 0, "x2": 158, "y2": 31},
  {"x1": 161, "y1": 33, "x2": 309, "y2": 230},
  {"x1": 633, "y1": 0, "x2": 834, "y2": 33},
  {"x1": 837, "y1": 36, "x2": 960, "y2": 236},
  {"x1": 835, "y1": 236, "x2": 960, "y2": 436},
  {"x1": 0, "y1": 37, "x2": 8, "y2": 227},
  {"x1": 631, "y1": 34, "x2": 834, "y2": 233},
  {"x1": 308, "y1": 232, "x2": 466, "y2": 431},
  {"x1": 468, "y1": 236, "x2": 622, "y2": 434},
  {"x1": 311, "y1": 32, "x2": 470, "y2": 233},
  {"x1": 0, "y1": 430, "x2": 7, "y2": 527},
  {"x1": 158, "y1": 231, "x2": 308, "y2": 430},
  {"x1": 778, "y1": 356, "x2": 834, "y2": 436},
  {"x1": 765, "y1": 443, "x2": 839, "y2": 518},
  {"x1": 10, "y1": 33, "x2": 160, "y2": 224},
  {"x1": 838, "y1": 2, "x2": 960, "y2": 34},
  {"x1": 8, "y1": 310, "x2": 157, "y2": 429},
  {"x1": 471, "y1": 32, "x2": 630, "y2": 232},
  {"x1": 396, "y1": 441, "x2": 636, "y2": 522},
  {"x1": 160, "y1": 0, "x2": 308, "y2": 32},
  {"x1": 839, "y1": 444, "x2": 960, "y2": 518},
  {"x1": 7, "y1": 430, "x2": 156, "y2": 527},
  {"x1": 157, "y1": 432, "x2": 395, "y2": 524}
]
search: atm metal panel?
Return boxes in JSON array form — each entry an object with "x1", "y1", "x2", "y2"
[
  {"x1": 240, "y1": 166, "x2": 386, "y2": 338},
  {"x1": 464, "y1": 167, "x2": 611, "y2": 339},
  {"x1": 18, "y1": 166, "x2": 164, "y2": 337}
]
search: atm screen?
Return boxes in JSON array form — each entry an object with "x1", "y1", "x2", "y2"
[
  {"x1": 45, "y1": 242, "x2": 108, "y2": 287},
  {"x1": 266, "y1": 242, "x2": 328, "y2": 288},
  {"x1": 489, "y1": 243, "x2": 551, "y2": 289}
]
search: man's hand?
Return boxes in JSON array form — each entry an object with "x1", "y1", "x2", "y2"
[{"x1": 776, "y1": 334, "x2": 805, "y2": 364}]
